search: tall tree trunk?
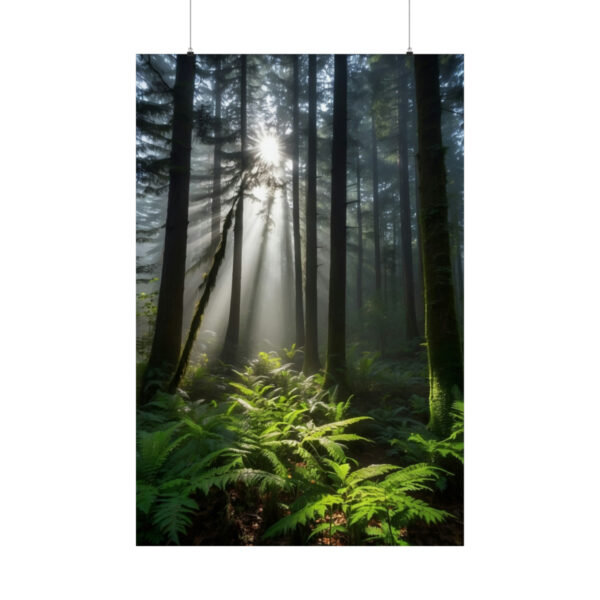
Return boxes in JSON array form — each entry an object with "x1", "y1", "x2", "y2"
[
  {"x1": 282, "y1": 186, "x2": 295, "y2": 346},
  {"x1": 414, "y1": 54, "x2": 463, "y2": 437},
  {"x1": 143, "y1": 53, "x2": 195, "y2": 401},
  {"x1": 221, "y1": 55, "x2": 247, "y2": 364},
  {"x1": 303, "y1": 55, "x2": 320, "y2": 374},
  {"x1": 411, "y1": 58, "x2": 426, "y2": 331},
  {"x1": 356, "y1": 152, "x2": 363, "y2": 312},
  {"x1": 292, "y1": 55, "x2": 305, "y2": 347},
  {"x1": 455, "y1": 225, "x2": 463, "y2": 325},
  {"x1": 449, "y1": 189, "x2": 464, "y2": 328},
  {"x1": 324, "y1": 55, "x2": 347, "y2": 388},
  {"x1": 397, "y1": 56, "x2": 419, "y2": 340},
  {"x1": 370, "y1": 113, "x2": 384, "y2": 353},
  {"x1": 414, "y1": 164, "x2": 425, "y2": 330},
  {"x1": 371, "y1": 114, "x2": 382, "y2": 295},
  {"x1": 211, "y1": 58, "x2": 222, "y2": 253}
]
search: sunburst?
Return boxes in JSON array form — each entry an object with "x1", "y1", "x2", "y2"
[{"x1": 257, "y1": 133, "x2": 280, "y2": 165}]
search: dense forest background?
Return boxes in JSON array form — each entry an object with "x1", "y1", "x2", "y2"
[
  {"x1": 136, "y1": 54, "x2": 463, "y2": 368},
  {"x1": 136, "y1": 53, "x2": 464, "y2": 546}
]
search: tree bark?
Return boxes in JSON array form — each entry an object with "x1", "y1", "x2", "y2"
[
  {"x1": 324, "y1": 55, "x2": 347, "y2": 388},
  {"x1": 414, "y1": 54, "x2": 463, "y2": 437},
  {"x1": 221, "y1": 55, "x2": 247, "y2": 364},
  {"x1": 397, "y1": 57, "x2": 419, "y2": 340},
  {"x1": 370, "y1": 113, "x2": 384, "y2": 353},
  {"x1": 449, "y1": 191, "x2": 464, "y2": 327},
  {"x1": 303, "y1": 55, "x2": 320, "y2": 374},
  {"x1": 292, "y1": 55, "x2": 305, "y2": 347},
  {"x1": 414, "y1": 163, "x2": 425, "y2": 330},
  {"x1": 370, "y1": 114, "x2": 382, "y2": 295},
  {"x1": 143, "y1": 53, "x2": 195, "y2": 401},
  {"x1": 211, "y1": 57, "x2": 222, "y2": 253},
  {"x1": 282, "y1": 186, "x2": 295, "y2": 346},
  {"x1": 356, "y1": 152, "x2": 363, "y2": 312}
]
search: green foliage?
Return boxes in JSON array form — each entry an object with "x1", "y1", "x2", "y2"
[
  {"x1": 265, "y1": 460, "x2": 449, "y2": 545},
  {"x1": 182, "y1": 353, "x2": 227, "y2": 401},
  {"x1": 283, "y1": 343, "x2": 301, "y2": 360},
  {"x1": 405, "y1": 399, "x2": 464, "y2": 465},
  {"x1": 365, "y1": 401, "x2": 426, "y2": 456},
  {"x1": 136, "y1": 349, "x2": 459, "y2": 545},
  {"x1": 346, "y1": 348, "x2": 426, "y2": 397},
  {"x1": 153, "y1": 490, "x2": 198, "y2": 544},
  {"x1": 246, "y1": 351, "x2": 282, "y2": 376},
  {"x1": 409, "y1": 394, "x2": 429, "y2": 418}
]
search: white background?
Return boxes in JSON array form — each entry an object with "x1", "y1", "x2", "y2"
[{"x1": 1, "y1": 0, "x2": 599, "y2": 598}]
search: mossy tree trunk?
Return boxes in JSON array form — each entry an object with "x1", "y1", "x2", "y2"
[
  {"x1": 324, "y1": 55, "x2": 347, "y2": 388},
  {"x1": 169, "y1": 185, "x2": 243, "y2": 392},
  {"x1": 414, "y1": 165, "x2": 425, "y2": 331},
  {"x1": 221, "y1": 55, "x2": 247, "y2": 364},
  {"x1": 143, "y1": 52, "x2": 195, "y2": 401},
  {"x1": 414, "y1": 54, "x2": 463, "y2": 437},
  {"x1": 303, "y1": 55, "x2": 320, "y2": 375},
  {"x1": 292, "y1": 55, "x2": 305, "y2": 348}
]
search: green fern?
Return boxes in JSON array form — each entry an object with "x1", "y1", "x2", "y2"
[
  {"x1": 136, "y1": 483, "x2": 158, "y2": 515},
  {"x1": 262, "y1": 494, "x2": 342, "y2": 539},
  {"x1": 152, "y1": 490, "x2": 198, "y2": 544},
  {"x1": 407, "y1": 400, "x2": 464, "y2": 464},
  {"x1": 137, "y1": 350, "x2": 458, "y2": 546},
  {"x1": 301, "y1": 416, "x2": 371, "y2": 442},
  {"x1": 345, "y1": 463, "x2": 399, "y2": 486},
  {"x1": 137, "y1": 426, "x2": 189, "y2": 483}
]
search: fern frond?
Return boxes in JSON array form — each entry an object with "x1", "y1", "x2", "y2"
[
  {"x1": 328, "y1": 433, "x2": 370, "y2": 443},
  {"x1": 315, "y1": 437, "x2": 346, "y2": 462},
  {"x1": 346, "y1": 464, "x2": 399, "y2": 486},
  {"x1": 232, "y1": 397, "x2": 257, "y2": 411},
  {"x1": 262, "y1": 494, "x2": 341, "y2": 539},
  {"x1": 182, "y1": 417, "x2": 222, "y2": 440},
  {"x1": 228, "y1": 382, "x2": 256, "y2": 397},
  {"x1": 283, "y1": 408, "x2": 309, "y2": 424},
  {"x1": 323, "y1": 458, "x2": 351, "y2": 483},
  {"x1": 401, "y1": 496, "x2": 452, "y2": 525},
  {"x1": 383, "y1": 463, "x2": 443, "y2": 491},
  {"x1": 152, "y1": 491, "x2": 198, "y2": 544},
  {"x1": 307, "y1": 521, "x2": 334, "y2": 540},
  {"x1": 302, "y1": 416, "x2": 371, "y2": 441},
  {"x1": 137, "y1": 426, "x2": 190, "y2": 483},
  {"x1": 364, "y1": 524, "x2": 410, "y2": 545},
  {"x1": 159, "y1": 478, "x2": 190, "y2": 491},
  {"x1": 259, "y1": 448, "x2": 288, "y2": 478},
  {"x1": 194, "y1": 467, "x2": 289, "y2": 495},
  {"x1": 364, "y1": 524, "x2": 385, "y2": 538},
  {"x1": 194, "y1": 447, "x2": 234, "y2": 471},
  {"x1": 293, "y1": 445, "x2": 324, "y2": 473},
  {"x1": 136, "y1": 482, "x2": 158, "y2": 515}
]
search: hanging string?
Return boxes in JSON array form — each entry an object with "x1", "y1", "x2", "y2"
[
  {"x1": 187, "y1": 0, "x2": 193, "y2": 54},
  {"x1": 407, "y1": 0, "x2": 413, "y2": 54}
]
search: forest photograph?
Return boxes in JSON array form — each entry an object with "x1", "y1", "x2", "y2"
[{"x1": 136, "y1": 53, "x2": 464, "y2": 546}]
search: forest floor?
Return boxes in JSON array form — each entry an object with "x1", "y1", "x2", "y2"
[{"x1": 137, "y1": 349, "x2": 464, "y2": 546}]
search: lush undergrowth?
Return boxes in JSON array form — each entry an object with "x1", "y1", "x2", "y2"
[{"x1": 136, "y1": 350, "x2": 463, "y2": 545}]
